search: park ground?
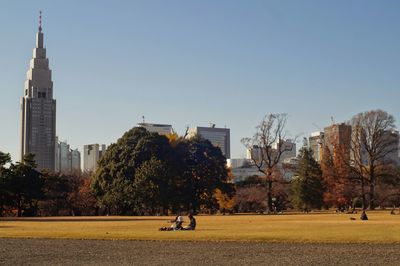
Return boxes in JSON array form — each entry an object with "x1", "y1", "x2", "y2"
[{"x1": 1, "y1": 212, "x2": 400, "y2": 265}]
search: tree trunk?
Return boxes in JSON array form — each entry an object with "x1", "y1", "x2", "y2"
[
  {"x1": 0, "y1": 198, "x2": 4, "y2": 217},
  {"x1": 17, "y1": 200, "x2": 22, "y2": 217},
  {"x1": 369, "y1": 181, "x2": 375, "y2": 210},
  {"x1": 267, "y1": 179, "x2": 273, "y2": 214},
  {"x1": 369, "y1": 165, "x2": 375, "y2": 210},
  {"x1": 361, "y1": 178, "x2": 367, "y2": 210}
]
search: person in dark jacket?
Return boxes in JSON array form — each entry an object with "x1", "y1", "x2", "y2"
[
  {"x1": 360, "y1": 210, "x2": 368, "y2": 220},
  {"x1": 184, "y1": 214, "x2": 196, "y2": 230}
]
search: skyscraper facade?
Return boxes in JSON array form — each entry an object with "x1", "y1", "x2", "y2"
[
  {"x1": 187, "y1": 126, "x2": 231, "y2": 158},
  {"x1": 136, "y1": 123, "x2": 173, "y2": 136},
  {"x1": 309, "y1": 131, "x2": 324, "y2": 162},
  {"x1": 20, "y1": 13, "x2": 56, "y2": 171},
  {"x1": 83, "y1": 144, "x2": 107, "y2": 172},
  {"x1": 54, "y1": 138, "x2": 81, "y2": 173},
  {"x1": 324, "y1": 123, "x2": 352, "y2": 161}
]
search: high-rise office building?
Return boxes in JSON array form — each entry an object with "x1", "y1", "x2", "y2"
[
  {"x1": 309, "y1": 132, "x2": 324, "y2": 162},
  {"x1": 71, "y1": 149, "x2": 81, "y2": 172},
  {"x1": 246, "y1": 140, "x2": 296, "y2": 164},
  {"x1": 187, "y1": 126, "x2": 230, "y2": 158},
  {"x1": 54, "y1": 138, "x2": 81, "y2": 173},
  {"x1": 20, "y1": 12, "x2": 56, "y2": 171},
  {"x1": 83, "y1": 144, "x2": 106, "y2": 172},
  {"x1": 246, "y1": 145, "x2": 263, "y2": 163},
  {"x1": 137, "y1": 123, "x2": 173, "y2": 136},
  {"x1": 272, "y1": 139, "x2": 296, "y2": 162},
  {"x1": 59, "y1": 141, "x2": 70, "y2": 172},
  {"x1": 355, "y1": 129, "x2": 400, "y2": 166},
  {"x1": 324, "y1": 123, "x2": 351, "y2": 152}
]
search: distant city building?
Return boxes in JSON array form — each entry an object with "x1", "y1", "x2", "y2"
[
  {"x1": 324, "y1": 123, "x2": 352, "y2": 160},
  {"x1": 83, "y1": 144, "x2": 106, "y2": 172},
  {"x1": 227, "y1": 158, "x2": 250, "y2": 169},
  {"x1": 187, "y1": 126, "x2": 230, "y2": 158},
  {"x1": 55, "y1": 138, "x2": 81, "y2": 173},
  {"x1": 54, "y1": 136, "x2": 60, "y2": 172},
  {"x1": 227, "y1": 158, "x2": 262, "y2": 183},
  {"x1": 355, "y1": 129, "x2": 400, "y2": 166},
  {"x1": 377, "y1": 130, "x2": 400, "y2": 165},
  {"x1": 244, "y1": 140, "x2": 296, "y2": 181},
  {"x1": 20, "y1": 13, "x2": 56, "y2": 171},
  {"x1": 71, "y1": 149, "x2": 81, "y2": 172},
  {"x1": 281, "y1": 157, "x2": 299, "y2": 180},
  {"x1": 246, "y1": 145, "x2": 263, "y2": 163},
  {"x1": 309, "y1": 132, "x2": 324, "y2": 162},
  {"x1": 137, "y1": 123, "x2": 173, "y2": 136},
  {"x1": 272, "y1": 139, "x2": 296, "y2": 162},
  {"x1": 59, "y1": 141, "x2": 70, "y2": 173},
  {"x1": 246, "y1": 140, "x2": 296, "y2": 164}
]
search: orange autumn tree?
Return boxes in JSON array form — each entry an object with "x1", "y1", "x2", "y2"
[
  {"x1": 214, "y1": 188, "x2": 236, "y2": 215},
  {"x1": 321, "y1": 145, "x2": 353, "y2": 210}
]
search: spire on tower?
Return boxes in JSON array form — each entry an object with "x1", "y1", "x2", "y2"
[{"x1": 38, "y1": 10, "x2": 42, "y2": 32}]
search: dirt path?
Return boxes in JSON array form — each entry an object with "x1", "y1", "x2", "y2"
[{"x1": 1, "y1": 238, "x2": 399, "y2": 265}]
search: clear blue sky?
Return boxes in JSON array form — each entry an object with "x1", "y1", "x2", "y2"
[{"x1": 1, "y1": 0, "x2": 400, "y2": 162}]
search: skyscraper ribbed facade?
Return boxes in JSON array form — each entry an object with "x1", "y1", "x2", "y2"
[{"x1": 20, "y1": 13, "x2": 56, "y2": 171}]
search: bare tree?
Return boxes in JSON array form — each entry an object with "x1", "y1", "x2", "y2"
[
  {"x1": 350, "y1": 110, "x2": 397, "y2": 210},
  {"x1": 241, "y1": 113, "x2": 295, "y2": 213}
]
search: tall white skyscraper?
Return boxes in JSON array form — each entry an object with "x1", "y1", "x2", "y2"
[
  {"x1": 83, "y1": 144, "x2": 107, "y2": 172},
  {"x1": 20, "y1": 12, "x2": 56, "y2": 171},
  {"x1": 54, "y1": 138, "x2": 81, "y2": 173}
]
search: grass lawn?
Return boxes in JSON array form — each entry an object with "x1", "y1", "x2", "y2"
[{"x1": 1, "y1": 211, "x2": 400, "y2": 243}]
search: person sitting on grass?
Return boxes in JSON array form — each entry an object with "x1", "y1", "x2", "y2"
[
  {"x1": 159, "y1": 215, "x2": 184, "y2": 231},
  {"x1": 360, "y1": 210, "x2": 368, "y2": 220},
  {"x1": 183, "y1": 214, "x2": 196, "y2": 231}
]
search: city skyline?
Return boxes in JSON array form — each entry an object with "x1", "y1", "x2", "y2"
[{"x1": 1, "y1": 1, "x2": 400, "y2": 162}]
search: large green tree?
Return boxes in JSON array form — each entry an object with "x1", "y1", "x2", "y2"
[
  {"x1": 91, "y1": 127, "x2": 176, "y2": 214},
  {"x1": 291, "y1": 144, "x2": 324, "y2": 211},
  {"x1": 174, "y1": 137, "x2": 233, "y2": 214},
  {"x1": 133, "y1": 157, "x2": 170, "y2": 214},
  {"x1": 8, "y1": 154, "x2": 43, "y2": 217},
  {"x1": 92, "y1": 127, "x2": 233, "y2": 215},
  {"x1": 0, "y1": 151, "x2": 12, "y2": 216}
]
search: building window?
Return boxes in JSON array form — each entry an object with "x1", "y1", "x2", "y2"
[{"x1": 38, "y1": 92, "x2": 47, "y2": 98}]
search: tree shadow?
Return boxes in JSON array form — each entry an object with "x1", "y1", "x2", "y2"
[{"x1": 0, "y1": 218, "x2": 163, "y2": 222}]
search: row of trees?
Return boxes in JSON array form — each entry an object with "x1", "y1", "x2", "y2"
[
  {"x1": 2, "y1": 109, "x2": 399, "y2": 216},
  {"x1": 240, "y1": 110, "x2": 400, "y2": 213},
  {"x1": 0, "y1": 127, "x2": 234, "y2": 217},
  {"x1": 0, "y1": 152, "x2": 96, "y2": 217}
]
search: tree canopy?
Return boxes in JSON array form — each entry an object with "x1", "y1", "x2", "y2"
[
  {"x1": 91, "y1": 127, "x2": 233, "y2": 215},
  {"x1": 291, "y1": 144, "x2": 324, "y2": 211}
]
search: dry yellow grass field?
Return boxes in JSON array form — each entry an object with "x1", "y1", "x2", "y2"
[{"x1": 1, "y1": 211, "x2": 400, "y2": 243}]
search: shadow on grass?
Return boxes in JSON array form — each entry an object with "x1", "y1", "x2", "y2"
[{"x1": 0, "y1": 218, "x2": 163, "y2": 222}]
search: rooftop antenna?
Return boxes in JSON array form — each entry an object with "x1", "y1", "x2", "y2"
[
  {"x1": 331, "y1": 116, "x2": 335, "y2": 125},
  {"x1": 142, "y1": 115, "x2": 145, "y2": 123},
  {"x1": 38, "y1": 10, "x2": 42, "y2": 32}
]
